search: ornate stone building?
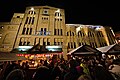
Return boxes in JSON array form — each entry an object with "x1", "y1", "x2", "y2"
[
  {"x1": 0, "y1": 6, "x2": 117, "y2": 59},
  {"x1": 115, "y1": 31, "x2": 120, "y2": 44}
]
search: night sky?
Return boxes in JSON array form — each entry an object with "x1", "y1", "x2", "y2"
[{"x1": 0, "y1": 0, "x2": 120, "y2": 32}]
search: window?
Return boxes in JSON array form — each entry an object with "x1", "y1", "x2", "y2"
[
  {"x1": 67, "y1": 32, "x2": 69, "y2": 36},
  {"x1": 61, "y1": 29, "x2": 63, "y2": 35},
  {"x1": 43, "y1": 9, "x2": 48, "y2": 14},
  {"x1": 43, "y1": 38, "x2": 46, "y2": 45},
  {"x1": 55, "y1": 13, "x2": 57, "y2": 16},
  {"x1": 25, "y1": 17, "x2": 29, "y2": 24},
  {"x1": 47, "y1": 42, "x2": 50, "y2": 45},
  {"x1": 55, "y1": 12, "x2": 61, "y2": 17},
  {"x1": 58, "y1": 29, "x2": 59, "y2": 35},
  {"x1": 78, "y1": 31, "x2": 83, "y2": 37},
  {"x1": 26, "y1": 28, "x2": 29, "y2": 35},
  {"x1": 32, "y1": 17, "x2": 35, "y2": 24},
  {"x1": 41, "y1": 28, "x2": 43, "y2": 31},
  {"x1": 29, "y1": 28, "x2": 32, "y2": 35},
  {"x1": 74, "y1": 42, "x2": 76, "y2": 48},
  {"x1": 68, "y1": 43, "x2": 70, "y2": 48},
  {"x1": 27, "y1": 42, "x2": 30, "y2": 45},
  {"x1": 61, "y1": 42, "x2": 63, "y2": 45},
  {"x1": 28, "y1": 17, "x2": 32, "y2": 24},
  {"x1": 29, "y1": 11, "x2": 36, "y2": 14},
  {"x1": 71, "y1": 42, "x2": 73, "y2": 48},
  {"x1": 54, "y1": 39, "x2": 57, "y2": 45},
  {"x1": 54, "y1": 29, "x2": 57, "y2": 35},
  {"x1": 19, "y1": 41, "x2": 22, "y2": 46},
  {"x1": 79, "y1": 42, "x2": 81, "y2": 46},
  {"x1": 22, "y1": 28, "x2": 26, "y2": 34},
  {"x1": 23, "y1": 42, "x2": 26, "y2": 45},
  {"x1": 70, "y1": 31, "x2": 71, "y2": 36},
  {"x1": 40, "y1": 28, "x2": 43, "y2": 35},
  {"x1": 42, "y1": 17, "x2": 48, "y2": 21},
  {"x1": 28, "y1": 11, "x2": 31, "y2": 14},
  {"x1": 44, "y1": 28, "x2": 46, "y2": 35},
  {"x1": 72, "y1": 32, "x2": 74, "y2": 36},
  {"x1": 54, "y1": 42, "x2": 56, "y2": 45},
  {"x1": 43, "y1": 42, "x2": 46, "y2": 45},
  {"x1": 17, "y1": 16, "x2": 20, "y2": 18}
]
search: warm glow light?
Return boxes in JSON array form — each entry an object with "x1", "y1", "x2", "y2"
[
  {"x1": 76, "y1": 25, "x2": 83, "y2": 32},
  {"x1": 55, "y1": 9, "x2": 60, "y2": 12},
  {"x1": 46, "y1": 46, "x2": 62, "y2": 48},
  {"x1": 118, "y1": 40, "x2": 120, "y2": 42},
  {"x1": 18, "y1": 46, "x2": 33, "y2": 49},
  {"x1": 31, "y1": 7, "x2": 34, "y2": 10},
  {"x1": 76, "y1": 27, "x2": 81, "y2": 32},
  {"x1": 19, "y1": 48, "x2": 26, "y2": 51},
  {"x1": 94, "y1": 26, "x2": 101, "y2": 30}
]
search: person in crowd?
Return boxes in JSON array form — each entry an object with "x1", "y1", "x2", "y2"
[
  {"x1": 21, "y1": 62, "x2": 26, "y2": 70},
  {"x1": 109, "y1": 59, "x2": 120, "y2": 77},
  {"x1": 57, "y1": 63, "x2": 68, "y2": 80},
  {"x1": 5, "y1": 69, "x2": 25, "y2": 80},
  {"x1": 93, "y1": 65, "x2": 115, "y2": 80},
  {"x1": 80, "y1": 58, "x2": 90, "y2": 75},
  {"x1": 25, "y1": 61, "x2": 29, "y2": 70},
  {"x1": 50, "y1": 62, "x2": 61, "y2": 80},
  {"x1": 77, "y1": 74, "x2": 92, "y2": 80},
  {"x1": 0, "y1": 61, "x2": 10, "y2": 80},
  {"x1": 43, "y1": 59, "x2": 48, "y2": 67},
  {"x1": 105, "y1": 56, "x2": 114, "y2": 70},
  {"x1": 32, "y1": 66, "x2": 51, "y2": 80},
  {"x1": 2, "y1": 61, "x2": 21, "y2": 80},
  {"x1": 64, "y1": 59, "x2": 84, "y2": 80}
]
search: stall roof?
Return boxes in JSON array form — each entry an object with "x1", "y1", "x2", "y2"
[
  {"x1": 0, "y1": 53, "x2": 27, "y2": 61},
  {"x1": 67, "y1": 45, "x2": 102, "y2": 55},
  {"x1": 96, "y1": 43, "x2": 120, "y2": 54}
]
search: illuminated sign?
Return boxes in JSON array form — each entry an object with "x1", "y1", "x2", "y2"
[
  {"x1": 18, "y1": 46, "x2": 33, "y2": 51},
  {"x1": 46, "y1": 46, "x2": 62, "y2": 51}
]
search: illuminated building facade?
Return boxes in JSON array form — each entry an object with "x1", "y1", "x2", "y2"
[
  {"x1": 115, "y1": 31, "x2": 120, "y2": 44},
  {"x1": 0, "y1": 6, "x2": 117, "y2": 59}
]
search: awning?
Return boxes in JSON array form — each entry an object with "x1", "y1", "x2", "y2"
[
  {"x1": 96, "y1": 43, "x2": 120, "y2": 54},
  {"x1": 67, "y1": 46, "x2": 83, "y2": 55},
  {"x1": 67, "y1": 45, "x2": 102, "y2": 55},
  {"x1": 0, "y1": 53, "x2": 27, "y2": 61},
  {"x1": 96, "y1": 44, "x2": 116, "y2": 53}
]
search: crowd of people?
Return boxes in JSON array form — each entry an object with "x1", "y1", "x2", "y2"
[{"x1": 0, "y1": 55, "x2": 120, "y2": 80}]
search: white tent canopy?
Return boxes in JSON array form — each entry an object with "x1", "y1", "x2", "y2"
[
  {"x1": 67, "y1": 46, "x2": 83, "y2": 55},
  {"x1": 96, "y1": 43, "x2": 120, "y2": 54},
  {"x1": 67, "y1": 45, "x2": 102, "y2": 55},
  {"x1": 96, "y1": 44, "x2": 116, "y2": 53}
]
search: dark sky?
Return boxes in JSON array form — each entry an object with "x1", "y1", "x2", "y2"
[{"x1": 0, "y1": 0, "x2": 120, "y2": 32}]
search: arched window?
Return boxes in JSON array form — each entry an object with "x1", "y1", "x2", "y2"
[
  {"x1": 55, "y1": 12, "x2": 61, "y2": 17},
  {"x1": 74, "y1": 42, "x2": 76, "y2": 48},
  {"x1": 91, "y1": 32, "x2": 94, "y2": 37},
  {"x1": 67, "y1": 32, "x2": 69, "y2": 36},
  {"x1": 19, "y1": 38, "x2": 22, "y2": 46},
  {"x1": 78, "y1": 31, "x2": 83, "y2": 37},
  {"x1": 68, "y1": 43, "x2": 70, "y2": 48},
  {"x1": 72, "y1": 32, "x2": 74, "y2": 36}
]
